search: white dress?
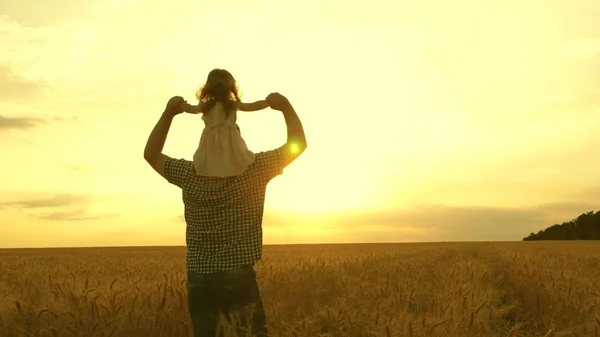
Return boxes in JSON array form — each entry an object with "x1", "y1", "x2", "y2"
[{"x1": 192, "y1": 102, "x2": 255, "y2": 177}]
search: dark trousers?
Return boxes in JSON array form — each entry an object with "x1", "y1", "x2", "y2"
[{"x1": 187, "y1": 265, "x2": 268, "y2": 337}]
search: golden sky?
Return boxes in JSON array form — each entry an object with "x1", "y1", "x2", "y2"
[{"x1": 1, "y1": 0, "x2": 600, "y2": 248}]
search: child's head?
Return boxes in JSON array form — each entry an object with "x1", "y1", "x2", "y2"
[{"x1": 196, "y1": 69, "x2": 240, "y2": 113}]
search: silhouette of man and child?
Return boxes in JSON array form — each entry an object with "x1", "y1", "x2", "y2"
[{"x1": 144, "y1": 68, "x2": 307, "y2": 337}]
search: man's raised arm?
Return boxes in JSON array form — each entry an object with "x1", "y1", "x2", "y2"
[
  {"x1": 143, "y1": 96, "x2": 185, "y2": 179},
  {"x1": 267, "y1": 93, "x2": 307, "y2": 167}
]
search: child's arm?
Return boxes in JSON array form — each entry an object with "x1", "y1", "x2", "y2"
[
  {"x1": 237, "y1": 100, "x2": 269, "y2": 112},
  {"x1": 181, "y1": 102, "x2": 204, "y2": 114}
]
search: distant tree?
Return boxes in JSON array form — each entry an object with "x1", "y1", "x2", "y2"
[{"x1": 522, "y1": 210, "x2": 600, "y2": 241}]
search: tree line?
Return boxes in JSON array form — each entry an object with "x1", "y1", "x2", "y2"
[{"x1": 523, "y1": 210, "x2": 600, "y2": 240}]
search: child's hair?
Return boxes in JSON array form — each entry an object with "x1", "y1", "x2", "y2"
[{"x1": 195, "y1": 69, "x2": 241, "y2": 115}]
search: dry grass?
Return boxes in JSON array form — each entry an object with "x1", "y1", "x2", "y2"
[{"x1": 0, "y1": 242, "x2": 599, "y2": 337}]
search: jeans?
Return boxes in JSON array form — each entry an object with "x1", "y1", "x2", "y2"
[{"x1": 187, "y1": 265, "x2": 268, "y2": 337}]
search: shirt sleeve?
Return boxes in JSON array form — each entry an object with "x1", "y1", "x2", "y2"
[
  {"x1": 164, "y1": 158, "x2": 192, "y2": 188},
  {"x1": 253, "y1": 148, "x2": 285, "y2": 183}
]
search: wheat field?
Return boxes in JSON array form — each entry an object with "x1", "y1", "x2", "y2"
[{"x1": 0, "y1": 242, "x2": 599, "y2": 337}]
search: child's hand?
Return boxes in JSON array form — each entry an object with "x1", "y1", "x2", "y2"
[
  {"x1": 179, "y1": 102, "x2": 194, "y2": 114},
  {"x1": 266, "y1": 93, "x2": 291, "y2": 111},
  {"x1": 182, "y1": 102, "x2": 204, "y2": 114}
]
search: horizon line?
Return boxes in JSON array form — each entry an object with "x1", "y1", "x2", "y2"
[{"x1": 0, "y1": 240, "x2": 546, "y2": 250}]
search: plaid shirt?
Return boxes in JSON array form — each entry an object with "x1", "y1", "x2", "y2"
[{"x1": 165, "y1": 148, "x2": 284, "y2": 274}]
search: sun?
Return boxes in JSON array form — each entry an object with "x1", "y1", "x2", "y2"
[{"x1": 288, "y1": 142, "x2": 301, "y2": 154}]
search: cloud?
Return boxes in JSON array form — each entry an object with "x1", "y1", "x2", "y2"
[
  {"x1": 0, "y1": 193, "x2": 91, "y2": 209},
  {"x1": 36, "y1": 210, "x2": 120, "y2": 221},
  {"x1": 0, "y1": 115, "x2": 45, "y2": 130},
  {"x1": 52, "y1": 116, "x2": 79, "y2": 122},
  {"x1": 0, "y1": 2, "x2": 95, "y2": 27},
  {"x1": 0, "y1": 114, "x2": 78, "y2": 132},
  {"x1": 329, "y1": 201, "x2": 599, "y2": 241},
  {"x1": 535, "y1": 201, "x2": 599, "y2": 214},
  {"x1": 579, "y1": 186, "x2": 600, "y2": 200},
  {"x1": 0, "y1": 193, "x2": 120, "y2": 222},
  {"x1": 0, "y1": 64, "x2": 48, "y2": 100},
  {"x1": 0, "y1": 14, "x2": 54, "y2": 43},
  {"x1": 168, "y1": 200, "x2": 599, "y2": 242},
  {"x1": 66, "y1": 165, "x2": 85, "y2": 173}
]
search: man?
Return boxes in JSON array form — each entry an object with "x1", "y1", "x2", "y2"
[{"x1": 143, "y1": 92, "x2": 307, "y2": 337}]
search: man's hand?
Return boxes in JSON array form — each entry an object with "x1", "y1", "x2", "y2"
[
  {"x1": 266, "y1": 92, "x2": 307, "y2": 168},
  {"x1": 164, "y1": 96, "x2": 185, "y2": 117},
  {"x1": 266, "y1": 92, "x2": 292, "y2": 112}
]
